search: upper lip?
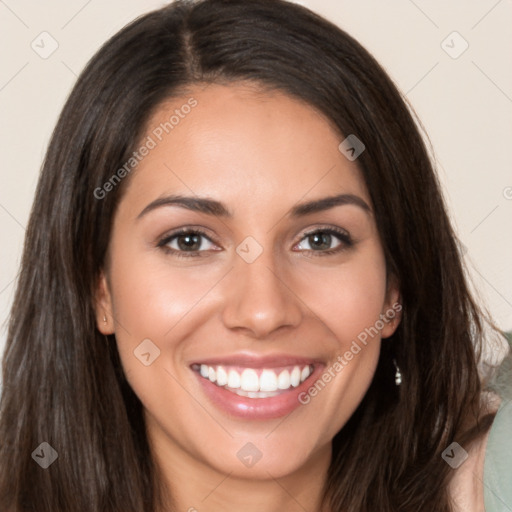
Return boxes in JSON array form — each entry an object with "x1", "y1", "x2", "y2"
[{"x1": 190, "y1": 352, "x2": 324, "y2": 369}]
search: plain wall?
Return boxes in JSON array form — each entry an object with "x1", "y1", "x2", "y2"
[{"x1": 1, "y1": 0, "x2": 511, "y2": 370}]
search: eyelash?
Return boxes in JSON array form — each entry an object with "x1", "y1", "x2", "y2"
[{"x1": 157, "y1": 226, "x2": 354, "y2": 259}]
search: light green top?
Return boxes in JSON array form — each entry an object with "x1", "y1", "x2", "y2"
[
  {"x1": 483, "y1": 398, "x2": 512, "y2": 511},
  {"x1": 483, "y1": 334, "x2": 512, "y2": 512}
]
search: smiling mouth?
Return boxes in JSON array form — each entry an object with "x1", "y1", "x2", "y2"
[{"x1": 191, "y1": 363, "x2": 314, "y2": 398}]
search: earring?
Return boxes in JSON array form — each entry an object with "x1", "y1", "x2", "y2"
[
  {"x1": 103, "y1": 315, "x2": 107, "y2": 324},
  {"x1": 393, "y1": 358, "x2": 402, "y2": 386}
]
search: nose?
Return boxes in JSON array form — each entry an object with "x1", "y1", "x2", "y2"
[{"x1": 221, "y1": 246, "x2": 303, "y2": 339}]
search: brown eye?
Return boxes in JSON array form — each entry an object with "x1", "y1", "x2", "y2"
[
  {"x1": 306, "y1": 232, "x2": 336, "y2": 251},
  {"x1": 174, "y1": 233, "x2": 203, "y2": 251},
  {"x1": 295, "y1": 228, "x2": 353, "y2": 256},
  {"x1": 157, "y1": 229, "x2": 218, "y2": 258}
]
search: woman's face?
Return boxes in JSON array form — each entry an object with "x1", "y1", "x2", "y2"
[{"x1": 96, "y1": 82, "x2": 400, "y2": 481}]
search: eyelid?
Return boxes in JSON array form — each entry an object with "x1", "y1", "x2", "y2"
[
  {"x1": 297, "y1": 224, "x2": 351, "y2": 239},
  {"x1": 157, "y1": 225, "x2": 218, "y2": 243}
]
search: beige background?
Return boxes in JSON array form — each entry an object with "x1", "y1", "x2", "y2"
[{"x1": 1, "y1": 0, "x2": 511, "y2": 365}]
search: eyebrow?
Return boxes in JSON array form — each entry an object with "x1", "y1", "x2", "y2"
[{"x1": 136, "y1": 193, "x2": 371, "y2": 220}]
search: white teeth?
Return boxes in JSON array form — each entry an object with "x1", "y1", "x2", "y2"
[
  {"x1": 240, "y1": 369, "x2": 260, "y2": 392},
  {"x1": 290, "y1": 367, "x2": 301, "y2": 387},
  {"x1": 301, "y1": 365, "x2": 311, "y2": 382},
  {"x1": 196, "y1": 363, "x2": 314, "y2": 395},
  {"x1": 277, "y1": 369, "x2": 291, "y2": 389},
  {"x1": 259, "y1": 369, "x2": 278, "y2": 392},
  {"x1": 227, "y1": 369, "x2": 241, "y2": 388},
  {"x1": 216, "y1": 366, "x2": 228, "y2": 386},
  {"x1": 236, "y1": 389, "x2": 280, "y2": 399}
]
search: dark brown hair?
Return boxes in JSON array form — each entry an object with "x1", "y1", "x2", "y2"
[{"x1": 0, "y1": 0, "x2": 502, "y2": 510}]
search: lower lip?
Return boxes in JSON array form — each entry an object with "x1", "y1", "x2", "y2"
[{"x1": 193, "y1": 365, "x2": 325, "y2": 420}]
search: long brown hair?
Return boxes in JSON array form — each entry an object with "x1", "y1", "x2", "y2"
[{"x1": 0, "y1": 0, "x2": 501, "y2": 510}]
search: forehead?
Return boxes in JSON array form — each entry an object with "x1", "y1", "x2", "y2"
[{"x1": 122, "y1": 82, "x2": 370, "y2": 213}]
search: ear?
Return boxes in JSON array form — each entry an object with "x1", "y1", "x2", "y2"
[
  {"x1": 94, "y1": 270, "x2": 115, "y2": 335},
  {"x1": 380, "y1": 275, "x2": 402, "y2": 339}
]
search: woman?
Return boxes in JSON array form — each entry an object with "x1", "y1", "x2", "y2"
[{"x1": 0, "y1": 0, "x2": 510, "y2": 510}]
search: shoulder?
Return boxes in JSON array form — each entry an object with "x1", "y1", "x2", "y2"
[
  {"x1": 482, "y1": 396, "x2": 512, "y2": 512},
  {"x1": 449, "y1": 338, "x2": 512, "y2": 512},
  {"x1": 447, "y1": 392, "x2": 502, "y2": 512}
]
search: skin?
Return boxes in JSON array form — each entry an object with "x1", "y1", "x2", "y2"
[{"x1": 95, "y1": 82, "x2": 402, "y2": 511}]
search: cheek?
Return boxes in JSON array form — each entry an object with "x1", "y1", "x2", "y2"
[
  {"x1": 296, "y1": 248, "x2": 388, "y2": 344},
  {"x1": 108, "y1": 242, "x2": 221, "y2": 337},
  {"x1": 105, "y1": 244, "x2": 226, "y2": 402},
  {"x1": 291, "y1": 248, "x2": 387, "y2": 427},
  {"x1": 106, "y1": 252, "x2": 208, "y2": 430}
]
